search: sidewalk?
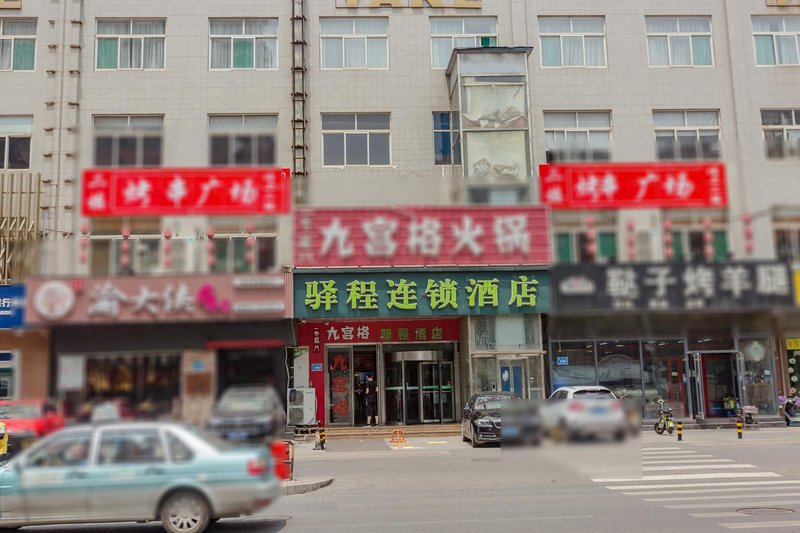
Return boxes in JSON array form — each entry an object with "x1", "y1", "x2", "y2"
[{"x1": 282, "y1": 477, "x2": 334, "y2": 496}]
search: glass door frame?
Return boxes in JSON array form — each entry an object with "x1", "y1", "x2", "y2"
[
  {"x1": 324, "y1": 343, "x2": 380, "y2": 426},
  {"x1": 688, "y1": 351, "x2": 743, "y2": 420},
  {"x1": 497, "y1": 357, "x2": 528, "y2": 398}
]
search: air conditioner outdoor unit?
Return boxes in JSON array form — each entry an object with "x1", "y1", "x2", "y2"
[{"x1": 287, "y1": 388, "x2": 316, "y2": 426}]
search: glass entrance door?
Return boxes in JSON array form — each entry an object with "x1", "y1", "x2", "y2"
[
  {"x1": 701, "y1": 353, "x2": 739, "y2": 418},
  {"x1": 326, "y1": 346, "x2": 352, "y2": 425},
  {"x1": 420, "y1": 363, "x2": 441, "y2": 423},
  {"x1": 405, "y1": 362, "x2": 421, "y2": 424},
  {"x1": 440, "y1": 362, "x2": 455, "y2": 422},
  {"x1": 499, "y1": 361, "x2": 526, "y2": 397}
]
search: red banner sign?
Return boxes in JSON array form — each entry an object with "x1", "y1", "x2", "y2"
[
  {"x1": 81, "y1": 168, "x2": 291, "y2": 217},
  {"x1": 295, "y1": 206, "x2": 550, "y2": 267},
  {"x1": 539, "y1": 163, "x2": 727, "y2": 209}
]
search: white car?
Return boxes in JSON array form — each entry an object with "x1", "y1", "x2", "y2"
[{"x1": 544, "y1": 386, "x2": 627, "y2": 441}]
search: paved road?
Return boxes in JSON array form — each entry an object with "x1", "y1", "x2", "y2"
[{"x1": 22, "y1": 428, "x2": 800, "y2": 533}]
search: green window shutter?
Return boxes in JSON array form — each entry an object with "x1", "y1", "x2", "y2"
[
  {"x1": 598, "y1": 232, "x2": 617, "y2": 262},
  {"x1": 556, "y1": 233, "x2": 574, "y2": 264},
  {"x1": 480, "y1": 37, "x2": 496, "y2": 47},
  {"x1": 671, "y1": 231, "x2": 683, "y2": 262},
  {"x1": 12, "y1": 39, "x2": 35, "y2": 71},
  {"x1": 233, "y1": 38, "x2": 254, "y2": 68},
  {"x1": 97, "y1": 38, "x2": 118, "y2": 69},
  {"x1": 713, "y1": 230, "x2": 729, "y2": 262}
]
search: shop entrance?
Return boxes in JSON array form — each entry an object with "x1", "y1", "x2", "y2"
[
  {"x1": 385, "y1": 351, "x2": 454, "y2": 425},
  {"x1": 325, "y1": 345, "x2": 378, "y2": 426},
  {"x1": 691, "y1": 352, "x2": 744, "y2": 419},
  {"x1": 499, "y1": 360, "x2": 526, "y2": 397}
]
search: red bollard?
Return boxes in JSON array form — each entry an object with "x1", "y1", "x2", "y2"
[{"x1": 270, "y1": 440, "x2": 293, "y2": 480}]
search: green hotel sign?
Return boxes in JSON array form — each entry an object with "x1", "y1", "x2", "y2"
[{"x1": 294, "y1": 270, "x2": 549, "y2": 318}]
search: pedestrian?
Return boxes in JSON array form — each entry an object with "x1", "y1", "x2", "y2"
[{"x1": 364, "y1": 374, "x2": 380, "y2": 427}]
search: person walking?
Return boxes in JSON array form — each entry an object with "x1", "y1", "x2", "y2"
[{"x1": 364, "y1": 374, "x2": 380, "y2": 427}]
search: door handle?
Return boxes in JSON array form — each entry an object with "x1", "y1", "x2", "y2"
[{"x1": 67, "y1": 470, "x2": 87, "y2": 479}]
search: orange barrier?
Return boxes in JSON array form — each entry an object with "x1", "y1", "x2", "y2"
[{"x1": 270, "y1": 440, "x2": 294, "y2": 480}]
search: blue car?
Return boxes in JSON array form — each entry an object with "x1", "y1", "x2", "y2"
[{"x1": 0, "y1": 422, "x2": 280, "y2": 533}]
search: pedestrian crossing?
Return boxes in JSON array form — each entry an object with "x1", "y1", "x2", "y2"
[{"x1": 593, "y1": 446, "x2": 800, "y2": 530}]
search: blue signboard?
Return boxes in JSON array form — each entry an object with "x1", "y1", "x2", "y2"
[
  {"x1": 311, "y1": 363, "x2": 323, "y2": 372},
  {"x1": 556, "y1": 356, "x2": 569, "y2": 366},
  {"x1": 0, "y1": 285, "x2": 25, "y2": 329}
]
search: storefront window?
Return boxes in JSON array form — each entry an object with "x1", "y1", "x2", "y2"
[
  {"x1": 0, "y1": 351, "x2": 15, "y2": 399},
  {"x1": 551, "y1": 341, "x2": 596, "y2": 391},
  {"x1": 688, "y1": 317, "x2": 734, "y2": 351},
  {"x1": 472, "y1": 356, "x2": 498, "y2": 393},
  {"x1": 739, "y1": 338, "x2": 777, "y2": 415},
  {"x1": 597, "y1": 340, "x2": 642, "y2": 401},
  {"x1": 327, "y1": 346, "x2": 351, "y2": 425},
  {"x1": 643, "y1": 340, "x2": 688, "y2": 417}
]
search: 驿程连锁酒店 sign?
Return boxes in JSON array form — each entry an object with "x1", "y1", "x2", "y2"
[
  {"x1": 552, "y1": 262, "x2": 794, "y2": 313},
  {"x1": 294, "y1": 270, "x2": 549, "y2": 318}
]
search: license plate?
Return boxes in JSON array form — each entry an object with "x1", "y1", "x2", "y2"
[
  {"x1": 591, "y1": 406, "x2": 607, "y2": 415},
  {"x1": 227, "y1": 430, "x2": 248, "y2": 440}
]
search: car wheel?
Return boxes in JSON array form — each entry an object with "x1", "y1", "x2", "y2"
[
  {"x1": 470, "y1": 426, "x2": 479, "y2": 448},
  {"x1": 462, "y1": 431, "x2": 469, "y2": 442},
  {"x1": 160, "y1": 490, "x2": 211, "y2": 533}
]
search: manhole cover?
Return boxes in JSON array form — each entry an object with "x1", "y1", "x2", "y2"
[
  {"x1": 471, "y1": 458, "x2": 500, "y2": 463},
  {"x1": 737, "y1": 508, "x2": 795, "y2": 516}
]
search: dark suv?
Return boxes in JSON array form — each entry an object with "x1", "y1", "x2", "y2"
[{"x1": 208, "y1": 386, "x2": 285, "y2": 443}]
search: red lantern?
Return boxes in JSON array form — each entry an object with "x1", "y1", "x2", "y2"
[
  {"x1": 120, "y1": 254, "x2": 131, "y2": 268},
  {"x1": 121, "y1": 225, "x2": 131, "y2": 240},
  {"x1": 207, "y1": 254, "x2": 217, "y2": 267},
  {"x1": 663, "y1": 219, "x2": 673, "y2": 232},
  {"x1": 665, "y1": 247, "x2": 674, "y2": 261},
  {"x1": 163, "y1": 228, "x2": 172, "y2": 240},
  {"x1": 704, "y1": 231, "x2": 713, "y2": 244},
  {"x1": 206, "y1": 226, "x2": 215, "y2": 239},
  {"x1": 245, "y1": 251, "x2": 254, "y2": 264},
  {"x1": 663, "y1": 233, "x2": 673, "y2": 245},
  {"x1": 745, "y1": 241, "x2": 754, "y2": 255},
  {"x1": 164, "y1": 241, "x2": 172, "y2": 254},
  {"x1": 80, "y1": 236, "x2": 89, "y2": 250},
  {"x1": 246, "y1": 236, "x2": 256, "y2": 249},
  {"x1": 245, "y1": 222, "x2": 255, "y2": 234},
  {"x1": 205, "y1": 241, "x2": 215, "y2": 253},
  {"x1": 703, "y1": 217, "x2": 712, "y2": 230},
  {"x1": 79, "y1": 251, "x2": 88, "y2": 264},
  {"x1": 585, "y1": 215, "x2": 595, "y2": 227},
  {"x1": 586, "y1": 243, "x2": 598, "y2": 257},
  {"x1": 742, "y1": 213, "x2": 752, "y2": 225},
  {"x1": 80, "y1": 222, "x2": 89, "y2": 236},
  {"x1": 164, "y1": 256, "x2": 173, "y2": 269},
  {"x1": 626, "y1": 219, "x2": 635, "y2": 232},
  {"x1": 72, "y1": 278, "x2": 84, "y2": 294},
  {"x1": 704, "y1": 244, "x2": 714, "y2": 261},
  {"x1": 627, "y1": 248, "x2": 636, "y2": 261},
  {"x1": 120, "y1": 240, "x2": 130, "y2": 253}
]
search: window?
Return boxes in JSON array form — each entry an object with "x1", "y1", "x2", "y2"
[
  {"x1": 211, "y1": 235, "x2": 276, "y2": 274},
  {"x1": 539, "y1": 17, "x2": 606, "y2": 68},
  {"x1": 670, "y1": 229, "x2": 728, "y2": 263},
  {"x1": 167, "y1": 432, "x2": 194, "y2": 463},
  {"x1": 0, "y1": 116, "x2": 32, "y2": 169},
  {"x1": 544, "y1": 111, "x2": 611, "y2": 162},
  {"x1": 98, "y1": 430, "x2": 165, "y2": 465},
  {"x1": 556, "y1": 231, "x2": 617, "y2": 264},
  {"x1": 0, "y1": 19, "x2": 35, "y2": 71},
  {"x1": 753, "y1": 16, "x2": 800, "y2": 66},
  {"x1": 322, "y1": 113, "x2": 390, "y2": 166},
  {"x1": 209, "y1": 114, "x2": 277, "y2": 166},
  {"x1": 94, "y1": 115, "x2": 163, "y2": 167},
  {"x1": 775, "y1": 228, "x2": 798, "y2": 261},
  {"x1": 96, "y1": 19, "x2": 165, "y2": 70},
  {"x1": 430, "y1": 17, "x2": 496, "y2": 69},
  {"x1": 209, "y1": 18, "x2": 277, "y2": 70},
  {"x1": 27, "y1": 432, "x2": 92, "y2": 468},
  {"x1": 654, "y1": 110, "x2": 720, "y2": 161},
  {"x1": 646, "y1": 16, "x2": 713, "y2": 67},
  {"x1": 0, "y1": 351, "x2": 15, "y2": 399},
  {"x1": 762, "y1": 110, "x2": 800, "y2": 159},
  {"x1": 433, "y1": 112, "x2": 461, "y2": 165},
  {"x1": 320, "y1": 18, "x2": 388, "y2": 69}
]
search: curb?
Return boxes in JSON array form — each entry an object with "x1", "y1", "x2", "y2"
[{"x1": 281, "y1": 477, "x2": 334, "y2": 496}]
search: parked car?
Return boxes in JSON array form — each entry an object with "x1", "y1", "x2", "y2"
[
  {"x1": 0, "y1": 421, "x2": 280, "y2": 533},
  {"x1": 208, "y1": 386, "x2": 286, "y2": 443},
  {"x1": 461, "y1": 392, "x2": 520, "y2": 448},
  {"x1": 544, "y1": 386, "x2": 627, "y2": 442},
  {"x1": 0, "y1": 399, "x2": 64, "y2": 455}
]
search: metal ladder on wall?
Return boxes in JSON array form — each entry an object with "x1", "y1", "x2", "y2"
[{"x1": 291, "y1": 0, "x2": 308, "y2": 205}]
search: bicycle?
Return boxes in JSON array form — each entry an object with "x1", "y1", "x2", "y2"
[{"x1": 653, "y1": 399, "x2": 674, "y2": 435}]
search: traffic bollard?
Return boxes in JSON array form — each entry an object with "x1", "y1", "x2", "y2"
[
  {"x1": 319, "y1": 421, "x2": 326, "y2": 450},
  {"x1": 736, "y1": 420, "x2": 743, "y2": 439},
  {"x1": 677, "y1": 422, "x2": 683, "y2": 442}
]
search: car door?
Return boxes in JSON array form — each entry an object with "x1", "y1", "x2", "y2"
[
  {"x1": 461, "y1": 396, "x2": 474, "y2": 436},
  {"x1": 18, "y1": 430, "x2": 92, "y2": 523},
  {"x1": 88, "y1": 428, "x2": 168, "y2": 520}
]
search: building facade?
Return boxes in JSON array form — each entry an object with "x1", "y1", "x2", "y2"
[{"x1": 1, "y1": 0, "x2": 799, "y2": 423}]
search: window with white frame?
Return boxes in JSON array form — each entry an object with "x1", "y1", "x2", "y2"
[
  {"x1": 209, "y1": 18, "x2": 278, "y2": 70},
  {"x1": 430, "y1": 17, "x2": 497, "y2": 69},
  {"x1": 0, "y1": 351, "x2": 16, "y2": 399},
  {"x1": 320, "y1": 18, "x2": 388, "y2": 69},
  {"x1": 539, "y1": 17, "x2": 606, "y2": 68},
  {"x1": 556, "y1": 231, "x2": 618, "y2": 264},
  {"x1": 93, "y1": 115, "x2": 164, "y2": 167},
  {"x1": 96, "y1": 19, "x2": 165, "y2": 70},
  {"x1": 0, "y1": 19, "x2": 35, "y2": 71},
  {"x1": 0, "y1": 116, "x2": 32, "y2": 170},
  {"x1": 544, "y1": 111, "x2": 611, "y2": 163},
  {"x1": 762, "y1": 109, "x2": 800, "y2": 159},
  {"x1": 209, "y1": 114, "x2": 277, "y2": 166},
  {"x1": 322, "y1": 113, "x2": 390, "y2": 166},
  {"x1": 433, "y1": 111, "x2": 461, "y2": 165},
  {"x1": 753, "y1": 16, "x2": 800, "y2": 66},
  {"x1": 654, "y1": 110, "x2": 720, "y2": 161},
  {"x1": 646, "y1": 16, "x2": 713, "y2": 67}
]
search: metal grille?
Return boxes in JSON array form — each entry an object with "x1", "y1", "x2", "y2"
[{"x1": 0, "y1": 172, "x2": 41, "y2": 283}]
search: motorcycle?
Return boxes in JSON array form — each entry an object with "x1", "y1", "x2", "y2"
[
  {"x1": 654, "y1": 399, "x2": 674, "y2": 435},
  {"x1": 779, "y1": 395, "x2": 800, "y2": 426}
]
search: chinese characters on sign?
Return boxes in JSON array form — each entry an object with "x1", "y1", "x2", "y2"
[
  {"x1": 0, "y1": 285, "x2": 25, "y2": 329},
  {"x1": 81, "y1": 168, "x2": 290, "y2": 216},
  {"x1": 552, "y1": 263, "x2": 793, "y2": 313},
  {"x1": 298, "y1": 319, "x2": 461, "y2": 355},
  {"x1": 294, "y1": 207, "x2": 550, "y2": 267},
  {"x1": 540, "y1": 163, "x2": 728, "y2": 209},
  {"x1": 295, "y1": 271, "x2": 550, "y2": 318}
]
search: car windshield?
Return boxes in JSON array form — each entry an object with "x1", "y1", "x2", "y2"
[
  {"x1": 475, "y1": 396, "x2": 517, "y2": 410},
  {"x1": 218, "y1": 391, "x2": 271, "y2": 412},
  {"x1": 182, "y1": 425, "x2": 237, "y2": 451},
  {"x1": 573, "y1": 390, "x2": 615, "y2": 400},
  {"x1": 0, "y1": 404, "x2": 40, "y2": 419}
]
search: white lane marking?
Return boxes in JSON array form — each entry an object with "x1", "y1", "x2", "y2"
[
  {"x1": 610, "y1": 480, "x2": 800, "y2": 491},
  {"x1": 645, "y1": 492, "x2": 795, "y2": 502},
  {"x1": 642, "y1": 458, "x2": 732, "y2": 464},
  {"x1": 721, "y1": 520, "x2": 800, "y2": 529},
  {"x1": 665, "y1": 500, "x2": 800, "y2": 510},
  {"x1": 623, "y1": 484, "x2": 800, "y2": 496},
  {"x1": 642, "y1": 464, "x2": 755, "y2": 472},
  {"x1": 642, "y1": 450, "x2": 699, "y2": 455},
  {"x1": 690, "y1": 512, "x2": 744, "y2": 518},
  {"x1": 642, "y1": 447, "x2": 682, "y2": 451},
  {"x1": 594, "y1": 472, "x2": 781, "y2": 483}
]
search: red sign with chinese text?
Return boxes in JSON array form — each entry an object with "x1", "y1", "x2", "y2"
[
  {"x1": 294, "y1": 206, "x2": 550, "y2": 267},
  {"x1": 81, "y1": 168, "x2": 291, "y2": 217},
  {"x1": 539, "y1": 163, "x2": 727, "y2": 209}
]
